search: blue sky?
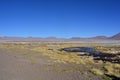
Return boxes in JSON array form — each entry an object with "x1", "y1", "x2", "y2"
[{"x1": 0, "y1": 0, "x2": 120, "y2": 38}]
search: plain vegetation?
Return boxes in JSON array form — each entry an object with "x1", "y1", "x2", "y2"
[{"x1": 0, "y1": 42, "x2": 119, "y2": 80}]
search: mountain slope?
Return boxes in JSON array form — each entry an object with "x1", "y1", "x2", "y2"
[
  {"x1": 109, "y1": 33, "x2": 120, "y2": 40},
  {"x1": 90, "y1": 36, "x2": 108, "y2": 39}
]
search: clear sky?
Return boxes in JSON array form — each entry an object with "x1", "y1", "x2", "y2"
[{"x1": 0, "y1": 0, "x2": 120, "y2": 38}]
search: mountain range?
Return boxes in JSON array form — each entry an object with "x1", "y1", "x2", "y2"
[
  {"x1": 0, "y1": 32, "x2": 120, "y2": 42},
  {"x1": 108, "y1": 33, "x2": 120, "y2": 40},
  {"x1": 71, "y1": 33, "x2": 120, "y2": 40}
]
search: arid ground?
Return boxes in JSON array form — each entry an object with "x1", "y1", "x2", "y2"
[{"x1": 0, "y1": 42, "x2": 119, "y2": 80}]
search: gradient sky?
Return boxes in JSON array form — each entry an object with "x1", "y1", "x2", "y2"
[{"x1": 0, "y1": 0, "x2": 120, "y2": 38}]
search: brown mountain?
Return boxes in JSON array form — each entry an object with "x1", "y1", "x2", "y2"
[
  {"x1": 109, "y1": 33, "x2": 120, "y2": 40},
  {"x1": 0, "y1": 32, "x2": 120, "y2": 42},
  {"x1": 90, "y1": 36, "x2": 108, "y2": 39}
]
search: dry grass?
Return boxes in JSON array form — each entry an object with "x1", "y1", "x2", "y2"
[
  {"x1": 31, "y1": 46, "x2": 95, "y2": 64},
  {"x1": 90, "y1": 68, "x2": 104, "y2": 75},
  {"x1": 0, "y1": 42, "x2": 119, "y2": 79},
  {"x1": 104, "y1": 62, "x2": 120, "y2": 78},
  {"x1": 95, "y1": 46, "x2": 120, "y2": 53}
]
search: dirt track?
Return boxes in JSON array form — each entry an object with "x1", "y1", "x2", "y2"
[{"x1": 0, "y1": 48, "x2": 103, "y2": 80}]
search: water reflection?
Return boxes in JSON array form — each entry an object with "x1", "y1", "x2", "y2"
[{"x1": 60, "y1": 47, "x2": 100, "y2": 55}]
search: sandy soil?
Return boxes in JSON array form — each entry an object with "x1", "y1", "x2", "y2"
[{"x1": 0, "y1": 48, "x2": 103, "y2": 80}]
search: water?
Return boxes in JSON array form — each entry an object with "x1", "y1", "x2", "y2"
[{"x1": 60, "y1": 47, "x2": 100, "y2": 55}]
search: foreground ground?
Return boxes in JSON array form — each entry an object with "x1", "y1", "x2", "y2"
[{"x1": 0, "y1": 42, "x2": 120, "y2": 80}]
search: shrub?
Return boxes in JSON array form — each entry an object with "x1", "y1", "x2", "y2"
[{"x1": 90, "y1": 68, "x2": 104, "y2": 75}]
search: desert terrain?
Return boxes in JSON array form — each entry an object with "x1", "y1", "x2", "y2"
[{"x1": 0, "y1": 42, "x2": 120, "y2": 80}]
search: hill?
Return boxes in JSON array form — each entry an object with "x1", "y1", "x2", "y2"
[{"x1": 109, "y1": 33, "x2": 120, "y2": 40}]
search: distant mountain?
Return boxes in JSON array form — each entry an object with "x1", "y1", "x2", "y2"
[
  {"x1": 70, "y1": 37, "x2": 82, "y2": 40},
  {"x1": 90, "y1": 36, "x2": 108, "y2": 39},
  {"x1": 46, "y1": 37, "x2": 57, "y2": 39},
  {"x1": 109, "y1": 33, "x2": 120, "y2": 40},
  {"x1": 0, "y1": 32, "x2": 120, "y2": 42},
  {"x1": 70, "y1": 36, "x2": 108, "y2": 40}
]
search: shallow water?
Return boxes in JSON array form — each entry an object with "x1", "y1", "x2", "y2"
[{"x1": 61, "y1": 47, "x2": 100, "y2": 55}]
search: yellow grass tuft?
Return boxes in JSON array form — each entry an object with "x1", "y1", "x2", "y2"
[
  {"x1": 104, "y1": 62, "x2": 120, "y2": 77},
  {"x1": 90, "y1": 68, "x2": 104, "y2": 75}
]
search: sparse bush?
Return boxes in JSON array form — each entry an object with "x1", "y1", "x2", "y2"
[
  {"x1": 90, "y1": 68, "x2": 104, "y2": 75},
  {"x1": 104, "y1": 62, "x2": 120, "y2": 78},
  {"x1": 103, "y1": 75, "x2": 112, "y2": 80}
]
